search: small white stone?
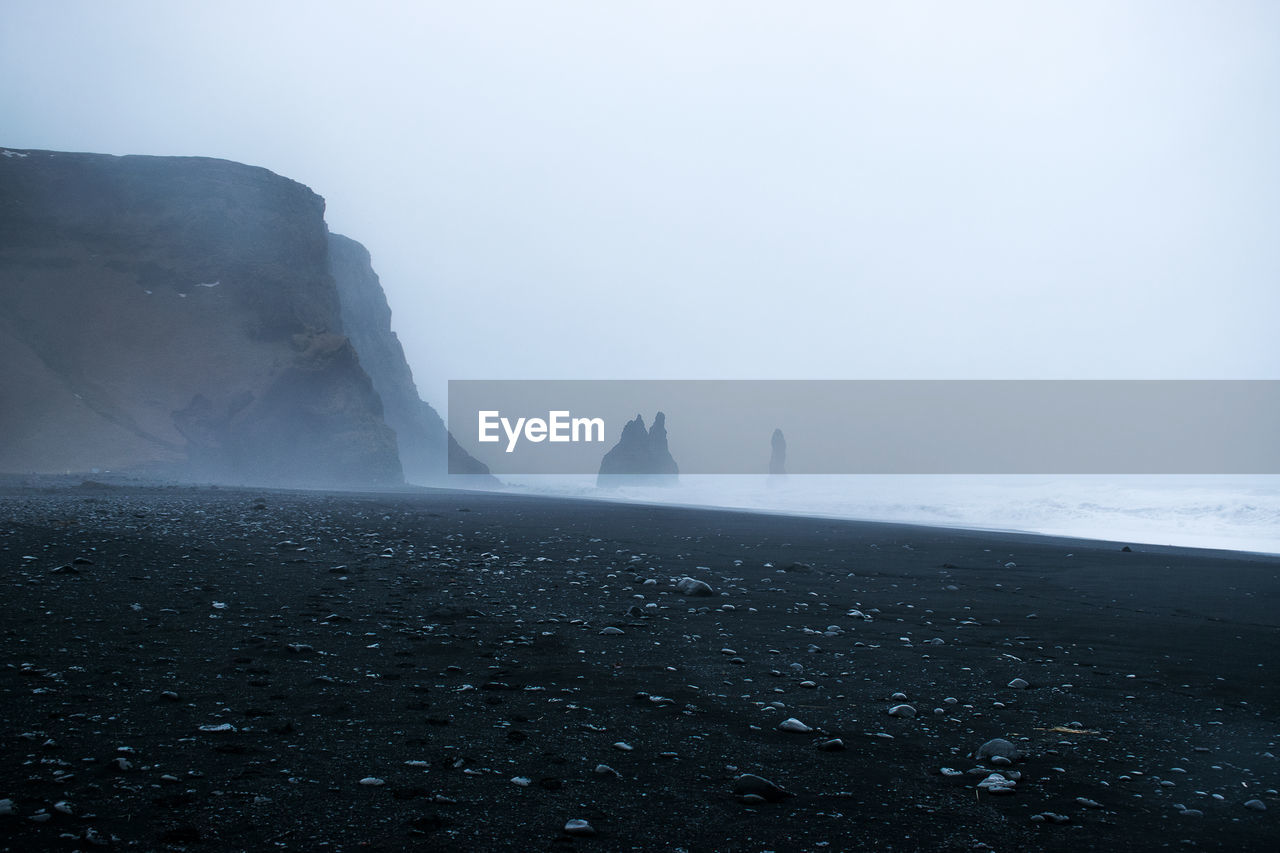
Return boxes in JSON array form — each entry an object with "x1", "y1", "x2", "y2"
[
  {"x1": 778, "y1": 717, "x2": 813, "y2": 733},
  {"x1": 565, "y1": 819, "x2": 596, "y2": 836}
]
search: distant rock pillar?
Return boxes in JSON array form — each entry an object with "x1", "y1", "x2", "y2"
[{"x1": 768, "y1": 428, "x2": 787, "y2": 485}]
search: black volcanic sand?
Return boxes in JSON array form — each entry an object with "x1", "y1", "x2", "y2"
[{"x1": 1, "y1": 483, "x2": 1278, "y2": 852}]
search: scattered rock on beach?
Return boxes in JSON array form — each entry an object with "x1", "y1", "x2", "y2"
[
  {"x1": 675, "y1": 577, "x2": 714, "y2": 596},
  {"x1": 977, "y1": 773, "x2": 1016, "y2": 794},
  {"x1": 778, "y1": 717, "x2": 813, "y2": 733},
  {"x1": 565, "y1": 818, "x2": 597, "y2": 836},
  {"x1": 976, "y1": 738, "x2": 1019, "y2": 761},
  {"x1": 733, "y1": 774, "x2": 793, "y2": 803}
]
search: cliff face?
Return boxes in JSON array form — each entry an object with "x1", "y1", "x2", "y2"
[
  {"x1": 0, "y1": 147, "x2": 466, "y2": 487},
  {"x1": 327, "y1": 233, "x2": 493, "y2": 484}
]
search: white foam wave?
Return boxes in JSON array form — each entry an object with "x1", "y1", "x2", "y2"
[{"x1": 497, "y1": 474, "x2": 1280, "y2": 554}]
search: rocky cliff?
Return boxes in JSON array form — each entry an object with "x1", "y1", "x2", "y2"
[
  {"x1": 328, "y1": 233, "x2": 493, "y2": 484},
  {"x1": 0, "y1": 147, "x2": 486, "y2": 487},
  {"x1": 596, "y1": 412, "x2": 679, "y2": 487}
]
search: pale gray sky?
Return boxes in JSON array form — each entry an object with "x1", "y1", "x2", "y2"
[{"x1": 3, "y1": 1, "x2": 1277, "y2": 406}]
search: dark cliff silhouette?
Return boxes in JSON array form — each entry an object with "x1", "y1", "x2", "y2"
[
  {"x1": 0, "y1": 147, "x2": 490, "y2": 487},
  {"x1": 328, "y1": 233, "x2": 494, "y2": 485}
]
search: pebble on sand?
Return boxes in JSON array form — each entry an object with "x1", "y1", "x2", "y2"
[
  {"x1": 675, "y1": 577, "x2": 714, "y2": 596},
  {"x1": 732, "y1": 773, "x2": 793, "y2": 802},
  {"x1": 976, "y1": 738, "x2": 1019, "y2": 761},
  {"x1": 778, "y1": 717, "x2": 813, "y2": 733},
  {"x1": 565, "y1": 819, "x2": 597, "y2": 836}
]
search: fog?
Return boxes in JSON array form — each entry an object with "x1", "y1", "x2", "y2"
[
  {"x1": 448, "y1": 380, "x2": 1280, "y2": 475},
  {"x1": 3, "y1": 1, "x2": 1278, "y2": 410}
]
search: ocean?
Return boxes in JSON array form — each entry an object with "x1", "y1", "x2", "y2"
[{"x1": 498, "y1": 474, "x2": 1280, "y2": 555}]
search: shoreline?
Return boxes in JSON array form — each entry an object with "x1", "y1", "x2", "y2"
[
  {"x1": 5, "y1": 472, "x2": 1278, "y2": 556},
  {"x1": 498, "y1": 476, "x2": 1280, "y2": 558}
]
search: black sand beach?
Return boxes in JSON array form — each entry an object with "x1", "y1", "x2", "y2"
[{"x1": 1, "y1": 482, "x2": 1277, "y2": 851}]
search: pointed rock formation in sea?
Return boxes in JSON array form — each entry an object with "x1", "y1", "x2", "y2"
[
  {"x1": 769, "y1": 428, "x2": 787, "y2": 476},
  {"x1": 596, "y1": 412, "x2": 679, "y2": 487},
  {"x1": 768, "y1": 427, "x2": 787, "y2": 486}
]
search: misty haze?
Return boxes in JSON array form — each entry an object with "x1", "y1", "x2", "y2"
[{"x1": 1, "y1": 3, "x2": 1277, "y2": 851}]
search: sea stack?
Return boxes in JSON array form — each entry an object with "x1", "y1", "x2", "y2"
[
  {"x1": 596, "y1": 412, "x2": 679, "y2": 487},
  {"x1": 769, "y1": 428, "x2": 787, "y2": 479}
]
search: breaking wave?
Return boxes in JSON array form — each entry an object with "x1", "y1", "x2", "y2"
[{"x1": 499, "y1": 474, "x2": 1280, "y2": 555}]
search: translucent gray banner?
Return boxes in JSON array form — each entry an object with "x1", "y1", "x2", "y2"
[{"x1": 448, "y1": 380, "x2": 1280, "y2": 475}]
